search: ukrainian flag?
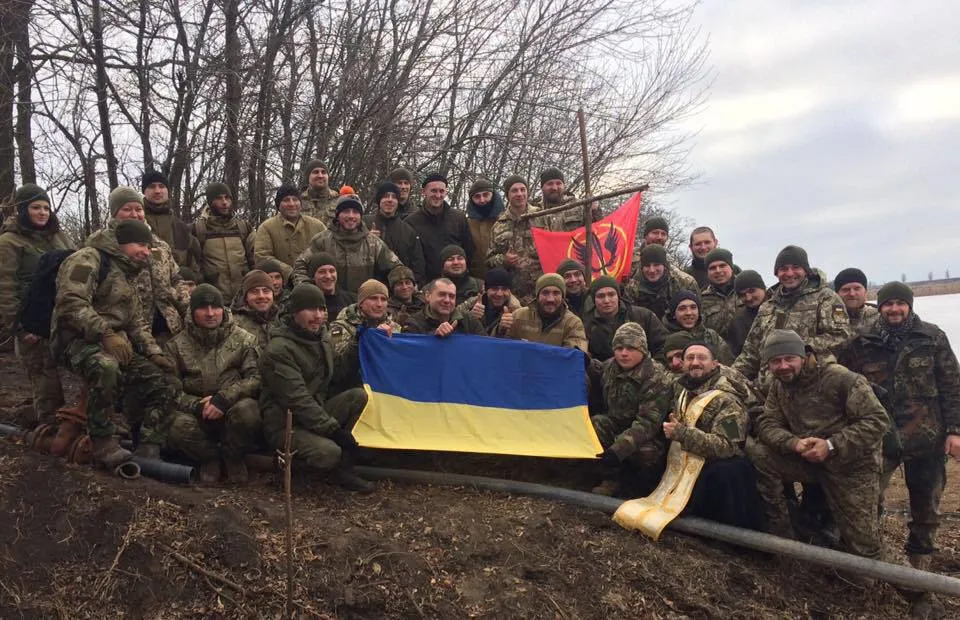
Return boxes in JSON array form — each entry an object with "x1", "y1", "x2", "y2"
[{"x1": 353, "y1": 328, "x2": 602, "y2": 458}]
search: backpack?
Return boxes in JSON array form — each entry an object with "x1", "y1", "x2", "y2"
[{"x1": 17, "y1": 249, "x2": 111, "y2": 339}]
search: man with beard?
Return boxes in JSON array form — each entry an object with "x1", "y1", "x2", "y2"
[
  {"x1": 624, "y1": 244, "x2": 699, "y2": 319},
  {"x1": 232, "y1": 270, "x2": 278, "y2": 347},
  {"x1": 439, "y1": 245, "x2": 483, "y2": 304},
  {"x1": 700, "y1": 248, "x2": 739, "y2": 341},
  {"x1": 685, "y1": 226, "x2": 718, "y2": 288},
  {"x1": 387, "y1": 265, "x2": 423, "y2": 326},
  {"x1": 164, "y1": 284, "x2": 261, "y2": 483},
  {"x1": 557, "y1": 258, "x2": 589, "y2": 316},
  {"x1": 840, "y1": 282, "x2": 960, "y2": 616},
  {"x1": 52, "y1": 219, "x2": 176, "y2": 467},
  {"x1": 465, "y1": 178, "x2": 504, "y2": 279},
  {"x1": 330, "y1": 279, "x2": 402, "y2": 388},
  {"x1": 507, "y1": 273, "x2": 587, "y2": 351},
  {"x1": 535, "y1": 167, "x2": 601, "y2": 232},
  {"x1": 486, "y1": 175, "x2": 551, "y2": 304},
  {"x1": 192, "y1": 182, "x2": 254, "y2": 299},
  {"x1": 387, "y1": 168, "x2": 417, "y2": 219},
  {"x1": 727, "y1": 270, "x2": 766, "y2": 357},
  {"x1": 662, "y1": 290, "x2": 734, "y2": 364},
  {"x1": 300, "y1": 159, "x2": 340, "y2": 224},
  {"x1": 747, "y1": 330, "x2": 888, "y2": 562},
  {"x1": 254, "y1": 184, "x2": 327, "y2": 280},
  {"x1": 582, "y1": 275, "x2": 667, "y2": 361},
  {"x1": 0, "y1": 184, "x2": 74, "y2": 424},
  {"x1": 405, "y1": 172, "x2": 475, "y2": 281},
  {"x1": 293, "y1": 193, "x2": 401, "y2": 294},
  {"x1": 459, "y1": 267, "x2": 520, "y2": 336},
  {"x1": 402, "y1": 278, "x2": 484, "y2": 336},
  {"x1": 303, "y1": 252, "x2": 355, "y2": 321},
  {"x1": 140, "y1": 170, "x2": 201, "y2": 273},
  {"x1": 259, "y1": 283, "x2": 374, "y2": 492},
  {"x1": 834, "y1": 268, "x2": 879, "y2": 331},
  {"x1": 364, "y1": 181, "x2": 425, "y2": 284}
]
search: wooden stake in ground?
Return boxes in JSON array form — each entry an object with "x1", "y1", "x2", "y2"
[
  {"x1": 577, "y1": 108, "x2": 593, "y2": 286},
  {"x1": 280, "y1": 408, "x2": 295, "y2": 619}
]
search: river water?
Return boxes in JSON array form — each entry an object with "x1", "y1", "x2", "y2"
[{"x1": 911, "y1": 293, "x2": 960, "y2": 351}]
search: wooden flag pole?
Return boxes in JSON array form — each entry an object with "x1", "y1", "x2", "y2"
[
  {"x1": 577, "y1": 109, "x2": 593, "y2": 285},
  {"x1": 519, "y1": 183, "x2": 649, "y2": 221}
]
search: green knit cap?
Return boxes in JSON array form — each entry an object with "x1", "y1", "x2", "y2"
[
  {"x1": 190, "y1": 283, "x2": 223, "y2": 311},
  {"x1": 288, "y1": 283, "x2": 327, "y2": 313},
  {"x1": 663, "y1": 330, "x2": 695, "y2": 354},
  {"x1": 205, "y1": 182, "x2": 232, "y2": 206},
  {"x1": 704, "y1": 248, "x2": 733, "y2": 269},
  {"x1": 590, "y1": 275, "x2": 620, "y2": 298},
  {"x1": 640, "y1": 244, "x2": 667, "y2": 266},
  {"x1": 302, "y1": 159, "x2": 327, "y2": 187},
  {"x1": 535, "y1": 273, "x2": 566, "y2": 296},
  {"x1": 501, "y1": 175, "x2": 527, "y2": 195},
  {"x1": 389, "y1": 265, "x2": 415, "y2": 288},
  {"x1": 557, "y1": 258, "x2": 585, "y2": 276},
  {"x1": 761, "y1": 329, "x2": 806, "y2": 362},
  {"x1": 14, "y1": 183, "x2": 50, "y2": 210},
  {"x1": 115, "y1": 219, "x2": 152, "y2": 245},
  {"x1": 642, "y1": 216, "x2": 669, "y2": 236},
  {"x1": 877, "y1": 281, "x2": 914, "y2": 309},
  {"x1": 109, "y1": 186, "x2": 144, "y2": 216},
  {"x1": 439, "y1": 245, "x2": 466, "y2": 264}
]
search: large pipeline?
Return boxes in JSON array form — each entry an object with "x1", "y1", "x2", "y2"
[{"x1": 356, "y1": 466, "x2": 960, "y2": 599}]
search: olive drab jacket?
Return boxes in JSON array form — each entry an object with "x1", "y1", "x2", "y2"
[
  {"x1": 164, "y1": 310, "x2": 260, "y2": 414},
  {"x1": 292, "y1": 220, "x2": 402, "y2": 294},
  {"x1": 144, "y1": 201, "x2": 202, "y2": 273},
  {"x1": 465, "y1": 193, "x2": 505, "y2": 279},
  {"x1": 192, "y1": 208, "x2": 254, "y2": 300},
  {"x1": 0, "y1": 215, "x2": 74, "y2": 332},
  {"x1": 507, "y1": 302, "x2": 588, "y2": 352},
  {"x1": 51, "y1": 230, "x2": 162, "y2": 358},
  {"x1": 231, "y1": 296, "x2": 279, "y2": 348},
  {"x1": 253, "y1": 213, "x2": 327, "y2": 279},
  {"x1": 582, "y1": 302, "x2": 669, "y2": 361}
]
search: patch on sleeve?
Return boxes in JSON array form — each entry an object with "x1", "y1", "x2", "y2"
[
  {"x1": 720, "y1": 417, "x2": 742, "y2": 440},
  {"x1": 833, "y1": 303, "x2": 849, "y2": 323},
  {"x1": 69, "y1": 265, "x2": 93, "y2": 283}
]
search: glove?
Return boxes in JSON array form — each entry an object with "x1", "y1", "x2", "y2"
[
  {"x1": 330, "y1": 428, "x2": 359, "y2": 452},
  {"x1": 101, "y1": 333, "x2": 133, "y2": 365},
  {"x1": 599, "y1": 448, "x2": 621, "y2": 469},
  {"x1": 149, "y1": 354, "x2": 176, "y2": 373}
]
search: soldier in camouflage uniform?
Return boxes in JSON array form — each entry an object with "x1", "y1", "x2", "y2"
[
  {"x1": 232, "y1": 270, "x2": 279, "y2": 347},
  {"x1": 457, "y1": 267, "x2": 520, "y2": 337},
  {"x1": 747, "y1": 330, "x2": 889, "y2": 560},
  {"x1": 439, "y1": 244, "x2": 483, "y2": 304},
  {"x1": 840, "y1": 282, "x2": 960, "y2": 616},
  {"x1": 486, "y1": 175, "x2": 551, "y2": 304},
  {"x1": 530, "y1": 167, "x2": 601, "y2": 232},
  {"x1": 300, "y1": 159, "x2": 340, "y2": 224},
  {"x1": 164, "y1": 284, "x2": 261, "y2": 483},
  {"x1": 700, "y1": 248, "x2": 740, "y2": 341},
  {"x1": 0, "y1": 184, "x2": 74, "y2": 423},
  {"x1": 387, "y1": 265, "x2": 424, "y2": 326},
  {"x1": 329, "y1": 279, "x2": 401, "y2": 390},
  {"x1": 623, "y1": 244, "x2": 699, "y2": 319},
  {"x1": 733, "y1": 246, "x2": 852, "y2": 391},
  {"x1": 253, "y1": 257, "x2": 289, "y2": 308},
  {"x1": 727, "y1": 270, "x2": 766, "y2": 357},
  {"x1": 192, "y1": 182, "x2": 255, "y2": 300},
  {"x1": 662, "y1": 290, "x2": 734, "y2": 364},
  {"x1": 52, "y1": 220, "x2": 177, "y2": 467},
  {"x1": 833, "y1": 268, "x2": 879, "y2": 332},
  {"x1": 507, "y1": 273, "x2": 587, "y2": 351}
]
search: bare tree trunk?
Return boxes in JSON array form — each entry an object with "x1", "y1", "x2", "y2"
[
  {"x1": 136, "y1": 0, "x2": 154, "y2": 170},
  {"x1": 223, "y1": 0, "x2": 242, "y2": 192},
  {"x1": 0, "y1": 0, "x2": 33, "y2": 198},
  {"x1": 90, "y1": 0, "x2": 119, "y2": 188},
  {"x1": 15, "y1": 10, "x2": 36, "y2": 184}
]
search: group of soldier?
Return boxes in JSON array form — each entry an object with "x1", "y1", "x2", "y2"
[{"x1": 1, "y1": 159, "x2": 958, "y2": 616}]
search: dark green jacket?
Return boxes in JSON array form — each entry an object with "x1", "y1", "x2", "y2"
[{"x1": 582, "y1": 301, "x2": 668, "y2": 361}]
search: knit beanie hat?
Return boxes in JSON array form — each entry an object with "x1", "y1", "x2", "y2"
[
  {"x1": 288, "y1": 283, "x2": 327, "y2": 312},
  {"x1": 539, "y1": 167, "x2": 564, "y2": 186},
  {"x1": 439, "y1": 244, "x2": 466, "y2": 264},
  {"x1": 388, "y1": 168, "x2": 414, "y2": 184},
  {"x1": 255, "y1": 257, "x2": 286, "y2": 276},
  {"x1": 834, "y1": 268, "x2": 868, "y2": 291},
  {"x1": 640, "y1": 244, "x2": 668, "y2": 266},
  {"x1": 388, "y1": 265, "x2": 415, "y2": 288},
  {"x1": 642, "y1": 216, "x2": 669, "y2": 236},
  {"x1": 612, "y1": 322, "x2": 648, "y2": 352},
  {"x1": 140, "y1": 170, "x2": 168, "y2": 191},
  {"x1": 761, "y1": 329, "x2": 806, "y2": 362},
  {"x1": 668, "y1": 289, "x2": 701, "y2": 316},
  {"x1": 274, "y1": 184, "x2": 301, "y2": 210},
  {"x1": 190, "y1": 283, "x2": 223, "y2": 311},
  {"x1": 178, "y1": 266, "x2": 201, "y2": 283},
  {"x1": 115, "y1": 219, "x2": 152, "y2": 245},
  {"x1": 334, "y1": 194, "x2": 363, "y2": 217},
  {"x1": 374, "y1": 181, "x2": 401, "y2": 205},
  {"x1": 306, "y1": 252, "x2": 337, "y2": 277},
  {"x1": 502, "y1": 175, "x2": 527, "y2": 195},
  {"x1": 302, "y1": 159, "x2": 327, "y2": 187},
  {"x1": 663, "y1": 330, "x2": 695, "y2": 354},
  {"x1": 242, "y1": 270, "x2": 274, "y2": 295},
  {"x1": 357, "y1": 279, "x2": 389, "y2": 304},
  {"x1": 877, "y1": 281, "x2": 914, "y2": 309},
  {"x1": 735, "y1": 269, "x2": 766, "y2": 293},
  {"x1": 773, "y1": 245, "x2": 810, "y2": 274},
  {"x1": 109, "y1": 186, "x2": 144, "y2": 216},
  {"x1": 590, "y1": 275, "x2": 620, "y2": 298},
  {"x1": 557, "y1": 258, "x2": 585, "y2": 276},
  {"x1": 484, "y1": 267, "x2": 512, "y2": 290},
  {"x1": 535, "y1": 273, "x2": 566, "y2": 296},
  {"x1": 468, "y1": 178, "x2": 495, "y2": 197},
  {"x1": 205, "y1": 182, "x2": 232, "y2": 206},
  {"x1": 14, "y1": 183, "x2": 49, "y2": 214},
  {"x1": 704, "y1": 248, "x2": 733, "y2": 269},
  {"x1": 421, "y1": 171, "x2": 448, "y2": 187}
]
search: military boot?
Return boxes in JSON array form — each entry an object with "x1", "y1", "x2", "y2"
[
  {"x1": 91, "y1": 436, "x2": 133, "y2": 469},
  {"x1": 335, "y1": 465, "x2": 374, "y2": 494},
  {"x1": 198, "y1": 460, "x2": 222, "y2": 484},
  {"x1": 906, "y1": 555, "x2": 946, "y2": 619},
  {"x1": 223, "y1": 457, "x2": 249, "y2": 485}
]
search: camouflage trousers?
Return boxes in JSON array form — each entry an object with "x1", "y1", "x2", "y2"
[
  {"x1": 881, "y1": 451, "x2": 946, "y2": 556},
  {"x1": 15, "y1": 334, "x2": 64, "y2": 421},
  {"x1": 746, "y1": 437, "x2": 882, "y2": 560},
  {"x1": 264, "y1": 388, "x2": 368, "y2": 472},
  {"x1": 64, "y1": 340, "x2": 175, "y2": 443},
  {"x1": 165, "y1": 397, "x2": 261, "y2": 463}
]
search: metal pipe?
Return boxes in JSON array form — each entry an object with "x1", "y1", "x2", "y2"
[
  {"x1": 356, "y1": 466, "x2": 960, "y2": 599},
  {"x1": 114, "y1": 460, "x2": 141, "y2": 480},
  {"x1": 130, "y1": 456, "x2": 195, "y2": 484},
  {"x1": 0, "y1": 423, "x2": 25, "y2": 438}
]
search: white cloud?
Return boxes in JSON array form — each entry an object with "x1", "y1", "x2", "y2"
[{"x1": 888, "y1": 76, "x2": 960, "y2": 126}]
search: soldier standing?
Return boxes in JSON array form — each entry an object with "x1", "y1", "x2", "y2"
[
  {"x1": 486, "y1": 175, "x2": 550, "y2": 304},
  {"x1": 253, "y1": 184, "x2": 327, "y2": 279},
  {"x1": 507, "y1": 273, "x2": 587, "y2": 351},
  {"x1": 834, "y1": 268, "x2": 879, "y2": 331},
  {"x1": 192, "y1": 182, "x2": 254, "y2": 300},
  {"x1": 464, "y1": 178, "x2": 504, "y2": 279},
  {"x1": 363, "y1": 181, "x2": 425, "y2": 284},
  {"x1": 405, "y1": 172, "x2": 475, "y2": 281},
  {"x1": 300, "y1": 159, "x2": 340, "y2": 224},
  {"x1": 624, "y1": 244, "x2": 699, "y2": 319},
  {"x1": 727, "y1": 270, "x2": 766, "y2": 357},
  {"x1": 700, "y1": 248, "x2": 740, "y2": 341},
  {"x1": 141, "y1": 170, "x2": 201, "y2": 273},
  {"x1": 386, "y1": 168, "x2": 417, "y2": 219},
  {"x1": 685, "y1": 226, "x2": 719, "y2": 288}
]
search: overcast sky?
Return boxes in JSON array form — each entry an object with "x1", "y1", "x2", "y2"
[{"x1": 670, "y1": 0, "x2": 960, "y2": 285}]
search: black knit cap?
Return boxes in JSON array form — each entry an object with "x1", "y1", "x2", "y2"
[
  {"x1": 590, "y1": 275, "x2": 620, "y2": 298},
  {"x1": 179, "y1": 266, "x2": 201, "y2": 283},
  {"x1": 833, "y1": 267, "x2": 868, "y2": 291},
  {"x1": 141, "y1": 170, "x2": 168, "y2": 191},
  {"x1": 682, "y1": 339, "x2": 717, "y2": 359},
  {"x1": 539, "y1": 167, "x2": 564, "y2": 186},
  {"x1": 115, "y1": 219, "x2": 153, "y2": 245},
  {"x1": 469, "y1": 178, "x2": 495, "y2": 196},
  {"x1": 375, "y1": 181, "x2": 401, "y2": 205},
  {"x1": 421, "y1": 171, "x2": 448, "y2": 188},
  {"x1": 335, "y1": 194, "x2": 364, "y2": 217},
  {"x1": 643, "y1": 216, "x2": 669, "y2": 236},
  {"x1": 288, "y1": 283, "x2": 327, "y2": 312},
  {"x1": 557, "y1": 258, "x2": 585, "y2": 276},
  {"x1": 877, "y1": 281, "x2": 914, "y2": 308},
  {"x1": 306, "y1": 252, "x2": 337, "y2": 276},
  {"x1": 274, "y1": 184, "x2": 301, "y2": 210},
  {"x1": 502, "y1": 175, "x2": 527, "y2": 195},
  {"x1": 640, "y1": 244, "x2": 667, "y2": 266},
  {"x1": 735, "y1": 269, "x2": 766, "y2": 293},
  {"x1": 190, "y1": 283, "x2": 223, "y2": 311},
  {"x1": 484, "y1": 267, "x2": 512, "y2": 289},
  {"x1": 668, "y1": 289, "x2": 701, "y2": 316},
  {"x1": 439, "y1": 244, "x2": 466, "y2": 264},
  {"x1": 704, "y1": 248, "x2": 733, "y2": 269},
  {"x1": 773, "y1": 245, "x2": 810, "y2": 274}
]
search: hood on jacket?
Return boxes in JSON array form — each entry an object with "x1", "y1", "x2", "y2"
[{"x1": 465, "y1": 192, "x2": 505, "y2": 221}]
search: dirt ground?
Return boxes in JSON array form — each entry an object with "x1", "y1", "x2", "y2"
[{"x1": 1, "y1": 350, "x2": 959, "y2": 618}]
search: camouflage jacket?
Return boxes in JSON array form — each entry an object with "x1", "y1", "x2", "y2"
[
  {"x1": 300, "y1": 187, "x2": 340, "y2": 225},
  {"x1": 164, "y1": 310, "x2": 260, "y2": 414},
  {"x1": 755, "y1": 356, "x2": 888, "y2": 465},
  {"x1": 231, "y1": 298, "x2": 279, "y2": 348},
  {"x1": 507, "y1": 302, "x2": 588, "y2": 352},
  {"x1": 292, "y1": 220, "x2": 401, "y2": 294},
  {"x1": 733, "y1": 269, "x2": 852, "y2": 386},
  {"x1": 848, "y1": 304, "x2": 880, "y2": 332},
  {"x1": 662, "y1": 316, "x2": 735, "y2": 365},
  {"x1": 456, "y1": 292, "x2": 522, "y2": 336},
  {"x1": 253, "y1": 213, "x2": 327, "y2": 278},
  {"x1": 52, "y1": 230, "x2": 161, "y2": 358},
  {"x1": 388, "y1": 294, "x2": 424, "y2": 327},
  {"x1": 840, "y1": 314, "x2": 960, "y2": 458},
  {"x1": 700, "y1": 282, "x2": 740, "y2": 342},
  {"x1": 0, "y1": 215, "x2": 74, "y2": 331},
  {"x1": 582, "y1": 301, "x2": 669, "y2": 361},
  {"x1": 594, "y1": 355, "x2": 673, "y2": 451},
  {"x1": 623, "y1": 265, "x2": 699, "y2": 319},
  {"x1": 191, "y1": 208, "x2": 254, "y2": 300},
  {"x1": 531, "y1": 192, "x2": 580, "y2": 232},
  {"x1": 329, "y1": 303, "x2": 401, "y2": 388},
  {"x1": 485, "y1": 205, "x2": 552, "y2": 303}
]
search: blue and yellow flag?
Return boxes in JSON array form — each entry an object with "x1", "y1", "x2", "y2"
[{"x1": 353, "y1": 329, "x2": 602, "y2": 458}]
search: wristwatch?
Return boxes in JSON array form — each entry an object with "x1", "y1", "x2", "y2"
[{"x1": 826, "y1": 439, "x2": 835, "y2": 456}]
